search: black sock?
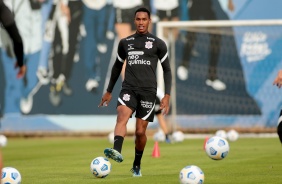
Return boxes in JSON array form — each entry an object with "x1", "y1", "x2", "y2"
[
  {"x1": 278, "y1": 110, "x2": 282, "y2": 144},
  {"x1": 113, "y1": 135, "x2": 124, "y2": 153},
  {"x1": 133, "y1": 147, "x2": 143, "y2": 167},
  {"x1": 278, "y1": 121, "x2": 282, "y2": 144}
]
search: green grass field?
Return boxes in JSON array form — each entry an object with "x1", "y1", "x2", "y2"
[{"x1": 2, "y1": 136, "x2": 281, "y2": 184}]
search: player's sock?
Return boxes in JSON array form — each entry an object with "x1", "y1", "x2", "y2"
[
  {"x1": 133, "y1": 147, "x2": 143, "y2": 167},
  {"x1": 165, "y1": 134, "x2": 171, "y2": 143},
  {"x1": 113, "y1": 135, "x2": 124, "y2": 153},
  {"x1": 278, "y1": 110, "x2": 282, "y2": 144},
  {"x1": 278, "y1": 123, "x2": 282, "y2": 144}
]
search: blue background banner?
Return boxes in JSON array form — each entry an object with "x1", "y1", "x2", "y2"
[{"x1": 1, "y1": 0, "x2": 282, "y2": 131}]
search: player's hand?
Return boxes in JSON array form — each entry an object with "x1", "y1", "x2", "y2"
[
  {"x1": 98, "y1": 92, "x2": 112, "y2": 107},
  {"x1": 15, "y1": 63, "x2": 26, "y2": 79},
  {"x1": 60, "y1": 3, "x2": 71, "y2": 23},
  {"x1": 273, "y1": 70, "x2": 282, "y2": 88},
  {"x1": 160, "y1": 94, "x2": 170, "y2": 115},
  {"x1": 228, "y1": 0, "x2": 235, "y2": 12}
]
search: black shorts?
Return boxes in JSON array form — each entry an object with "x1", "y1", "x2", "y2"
[
  {"x1": 156, "y1": 7, "x2": 179, "y2": 20},
  {"x1": 117, "y1": 88, "x2": 156, "y2": 122}
]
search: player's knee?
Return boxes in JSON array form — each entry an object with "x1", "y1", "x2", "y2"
[{"x1": 135, "y1": 129, "x2": 146, "y2": 138}]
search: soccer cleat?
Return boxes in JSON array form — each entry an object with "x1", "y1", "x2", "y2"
[
  {"x1": 97, "y1": 43, "x2": 107, "y2": 53},
  {"x1": 20, "y1": 95, "x2": 33, "y2": 114},
  {"x1": 85, "y1": 79, "x2": 99, "y2": 92},
  {"x1": 131, "y1": 166, "x2": 142, "y2": 177},
  {"x1": 177, "y1": 65, "x2": 188, "y2": 81},
  {"x1": 104, "y1": 148, "x2": 123, "y2": 163},
  {"x1": 37, "y1": 68, "x2": 50, "y2": 85},
  {"x1": 206, "y1": 79, "x2": 226, "y2": 91},
  {"x1": 165, "y1": 138, "x2": 171, "y2": 144},
  {"x1": 62, "y1": 83, "x2": 73, "y2": 96},
  {"x1": 49, "y1": 84, "x2": 61, "y2": 107}
]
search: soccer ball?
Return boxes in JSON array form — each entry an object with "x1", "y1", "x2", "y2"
[
  {"x1": 227, "y1": 129, "x2": 239, "y2": 142},
  {"x1": 1, "y1": 167, "x2": 22, "y2": 184},
  {"x1": 205, "y1": 136, "x2": 229, "y2": 160},
  {"x1": 90, "y1": 157, "x2": 111, "y2": 178},
  {"x1": 179, "y1": 165, "x2": 204, "y2": 184},
  {"x1": 108, "y1": 132, "x2": 114, "y2": 144},
  {"x1": 0, "y1": 135, "x2": 7, "y2": 147},
  {"x1": 153, "y1": 130, "x2": 165, "y2": 142},
  {"x1": 215, "y1": 130, "x2": 227, "y2": 139},
  {"x1": 172, "y1": 131, "x2": 185, "y2": 142}
]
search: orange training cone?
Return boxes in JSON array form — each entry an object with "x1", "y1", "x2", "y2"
[
  {"x1": 203, "y1": 136, "x2": 209, "y2": 150},
  {"x1": 152, "y1": 141, "x2": 160, "y2": 158}
]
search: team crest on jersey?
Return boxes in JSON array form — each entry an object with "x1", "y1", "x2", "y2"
[
  {"x1": 145, "y1": 41, "x2": 153, "y2": 49},
  {"x1": 128, "y1": 44, "x2": 134, "y2": 50},
  {"x1": 123, "y1": 94, "x2": 130, "y2": 101}
]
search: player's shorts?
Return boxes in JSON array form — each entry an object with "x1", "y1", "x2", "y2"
[
  {"x1": 154, "y1": 96, "x2": 162, "y2": 115},
  {"x1": 115, "y1": 6, "x2": 142, "y2": 30},
  {"x1": 117, "y1": 88, "x2": 156, "y2": 122},
  {"x1": 156, "y1": 7, "x2": 179, "y2": 20}
]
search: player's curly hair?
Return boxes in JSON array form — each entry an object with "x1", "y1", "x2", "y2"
[{"x1": 135, "y1": 7, "x2": 151, "y2": 18}]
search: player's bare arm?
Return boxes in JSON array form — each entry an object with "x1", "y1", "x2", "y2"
[
  {"x1": 273, "y1": 70, "x2": 282, "y2": 88},
  {"x1": 0, "y1": 2, "x2": 25, "y2": 78},
  {"x1": 98, "y1": 92, "x2": 112, "y2": 107}
]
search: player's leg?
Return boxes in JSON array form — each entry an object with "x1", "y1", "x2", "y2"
[
  {"x1": 131, "y1": 118, "x2": 149, "y2": 177},
  {"x1": 62, "y1": 0, "x2": 82, "y2": 95},
  {"x1": 104, "y1": 89, "x2": 136, "y2": 163},
  {"x1": 104, "y1": 105, "x2": 132, "y2": 163},
  {"x1": 205, "y1": 28, "x2": 226, "y2": 90},
  {"x1": 177, "y1": 8, "x2": 198, "y2": 81},
  {"x1": 203, "y1": 5, "x2": 226, "y2": 90},
  {"x1": 131, "y1": 91, "x2": 155, "y2": 176}
]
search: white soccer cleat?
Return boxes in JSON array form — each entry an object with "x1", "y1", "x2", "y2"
[
  {"x1": 206, "y1": 79, "x2": 226, "y2": 91},
  {"x1": 106, "y1": 31, "x2": 115, "y2": 40},
  {"x1": 177, "y1": 66, "x2": 188, "y2": 81},
  {"x1": 97, "y1": 44, "x2": 107, "y2": 53},
  {"x1": 85, "y1": 79, "x2": 99, "y2": 92},
  {"x1": 37, "y1": 68, "x2": 50, "y2": 85},
  {"x1": 20, "y1": 95, "x2": 33, "y2": 114}
]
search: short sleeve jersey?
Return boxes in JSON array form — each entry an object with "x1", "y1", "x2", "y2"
[{"x1": 117, "y1": 32, "x2": 169, "y2": 94}]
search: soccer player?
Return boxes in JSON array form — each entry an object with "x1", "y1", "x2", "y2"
[
  {"x1": 177, "y1": 0, "x2": 227, "y2": 91},
  {"x1": 98, "y1": 7, "x2": 172, "y2": 176},
  {"x1": 122, "y1": 64, "x2": 171, "y2": 143},
  {"x1": 273, "y1": 70, "x2": 282, "y2": 144},
  {"x1": 153, "y1": 0, "x2": 180, "y2": 45},
  {"x1": 0, "y1": 0, "x2": 25, "y2": 176}
]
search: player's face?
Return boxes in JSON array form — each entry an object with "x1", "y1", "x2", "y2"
[{"x1": 134, "y1": 12, "x2": 151, "y2": 34}]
